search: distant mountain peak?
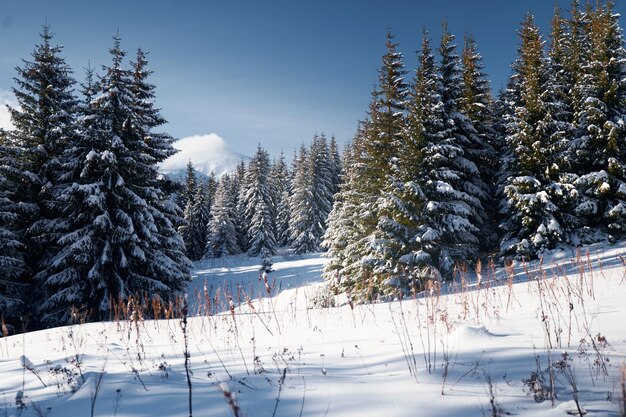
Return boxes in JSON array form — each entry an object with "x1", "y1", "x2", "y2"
[{"x1": 159, "y1": 133, "x2": 248, "y2": 180}]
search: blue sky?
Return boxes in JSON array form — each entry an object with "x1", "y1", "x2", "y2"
[{"x1": 1, "y1": 0, "x2": 625, "y2": 158}]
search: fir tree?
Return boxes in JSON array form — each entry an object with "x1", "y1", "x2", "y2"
[
  {"x1": 322, "y1": 127, "x2": 374, "y2": 295},
  {"x1": 269, "y1": 152, "x2": 290, "y2": 246},
  {"x1": 242, "y1": 146, "x2": 276, "y2": 256},
  {"x1": 289, "y1": 144, "x2": 317, "y2": 253},
  {"x1": 409, "y1": 23, "x2": 481, "y2": 276},
  {"x1": 310, "y1": 134, "x2": 334, "y2": 244},
  {"x1": 270, "y1": 153, "x2": 291, "y2": 246},
  {"x1": 233, "y1": 159, "x2": 248, "y2": 251},
  {"x1": 7, "y1": 25, "x2": 78, "y2": 321},
  {"x1": 373, "y1": 31, "x2": 436, "y2": 294},
  {"x1": 206, "y1": 171, "x2": 218, "y2": 215},
  {"x1": 328, "y1": 135, "x2": 343, "y2": 197},
  {"x1": 460, "y1": 34, "x2": 499, "y2": 250},
  {"x1": 0, "y1": 129, "x2": 29, "y2": 328},
  {"x1": 37, "y1": 36, "x2": 190, "y2": 325},
  {"x1": 206, "y1": 175, "x2": 240, "y2": 257},
  {"x1": 358, "y1": 30, "x2": 410, "y2": 288},
  {"x1": 571, "y1": 2, "x2": 626, "y2": 241},
  {"x1": 180, "y1": 182, "x2": 210, "y2": 261},
  {"x1": 499, "y1": 14, "x2": 565, "y2": 258},
  {"x1": 180, "y1": 160, "x2": 197, "y2": 210}
]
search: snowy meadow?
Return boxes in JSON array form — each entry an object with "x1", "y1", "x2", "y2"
[{"x1": 1, "y1": 244, "x2": 625, "y2": 417}]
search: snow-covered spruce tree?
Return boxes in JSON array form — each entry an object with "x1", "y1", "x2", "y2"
[
  {"x1": 206, "y1": 171, "x2": 218, "y2": 215},
  {"x1": 205, "y1": 174, "x2": 240, "y2": 257},
  {"x1": 6, "y1": 25, "x2": 78, "y2": 320},
  {"x1": 541, "y1": 4, "x2": 587, "y2": 244},
  {"x1": 180, "y1": 159, "x2": 197, "y2": 210},
  {"x1": 289, "y1": 144, "x2": 316, "y2": 253},
  {"x1": 129, "y1": 47, "x2": 192, "y2": 267},
  {"x1": 322, "y1": 126, "x2": 374, "y2": 295},
  {"x1": 276, "y1": 188, "x2": 292, "y2": 247},
  {"x1": 499, "y1": 14, "x2": 566, "y2": 259},
  {"x1": 269, "y1": 152, "x2": 291, "y2": 246},
  {"x1": 570, "y1": 2, "x2": 626, "y2": 242},
  {"x1": 328, "y1": 135, "x2": 343, "y2": 197},
  {"x1": 460, "y1": 34, "x2": 499, "y2": 251},
  {"x1": 242, "y1": 145, "x2": 276, "y2": 256},
  {"x1": 373, "y1": 31, "x2": 439, "y2": 295},
  {"x1": 233, "y1": 159, "x2": 249, "y2": 251},
  {"x1": 352, "y1": 30, "x2": 409, "y2": 296},
  {"x1": 323, "y1": 31, "x2": 409, "y2": 299},
  {"x1": 37, "y1": 36, "x2": 190, "y2": 325},
  {"x1": 180, "y1": 181, "x2": 210, "y2": 261},
  {"x1": 411, "y1": 23, "x2": 482, "y2": 277},
  {"x1": 0, "y1": 129, "x2": 29, "y2": 329},
  {"x1": 310, "y1": 133, "x2": 334, "y2": 245}
]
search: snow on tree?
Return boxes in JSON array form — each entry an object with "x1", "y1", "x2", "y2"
[
  {"x1": 242, "y1": 145, "x2": 276, "y2": 256},
  {"x1": 328, "y1": 135, "x2": 343, "y2": 197},
  {"x1": 351, "y1": 30, "x2": 410, "y2": 294},
  {"x1": 0, "y1": 129, "x2": 29, "y2": 328},
  {"x1": 310, "y1": 134, "x2": 335, "y2": 244},
  {"x1": 569, "y1": 2, "x2": 626, "y2": 242},
  {"x1": 460, "y1": 34, "x2": 499, "y2": 250},
  {"x1": 259, "y1": 247, "x2": 274, "y2": 274},
  {"x1": 233, "y1": 159, "x2": 248, "y2": 251},
  {"x1": 372, "y1": 31, "x2": 436, "y2": 294},
  {"x1": 287, "y1": 134, "x2": 338, "y2": 254},
  {"x1": 275, "y1": 188, "x2": 292, "y2": 247},
  {"x1": 289, "y1": 144, "x2": 317, "y2": 253},
  {"x1": 499, "y1": 14, "x2": 566, "y2": 258},
  {"x1": 206, "y1": 171, "x2": 218, "y2": 215},
  {"x1": 4, "y1": 25, "x2": 79, "y2": 326},
  {"x1": 206, "y1": 174, "x2": 240, "y2": 257},
  {"x1": 322, "y1": 127, "x2": 375, "y2": 296},
  {"x1": 407, "y1": 23, "x2": 482, "y2": 276},
  {"x1": 179, "y1": 159, "x2": 197, "y2": 210},
  {"x1": 180, "y1": 181, "x2": 210, "y2": 261},
  {"x1": 36, "y1": 36, "x2": 190, "y2": 325},
  {"x1": 269, "y1": 152, "x2": 291, "y2": 246}
]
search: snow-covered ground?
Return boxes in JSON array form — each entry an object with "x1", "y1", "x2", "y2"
[{"x1": 1, "y1": 245, "x2": 625, "y2": 417}]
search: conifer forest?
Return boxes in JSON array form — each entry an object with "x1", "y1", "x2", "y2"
[
  {"x1": 2, "y1": 2, "x2": 626, "y2": 417},
  {"x1": 2, "y1": 1, "x2": 626, "y2": 330}
]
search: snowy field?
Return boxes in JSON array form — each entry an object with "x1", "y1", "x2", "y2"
[{"x1": 1, "y1": 245, "x2": 626, "y2": 417}]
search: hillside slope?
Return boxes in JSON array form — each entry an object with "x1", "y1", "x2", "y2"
[{"x1": 1, "y1": 244, "x2": 625, "y2": 417}]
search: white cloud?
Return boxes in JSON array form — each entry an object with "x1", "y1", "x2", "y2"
[
  {"x1": 0, "y1": 90, "x2": 15, "y2": 131},
  {"x1": 160, "y1": 133, "x2": 244, "y2": 178}
]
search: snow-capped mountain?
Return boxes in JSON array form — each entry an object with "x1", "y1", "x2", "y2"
[{"x1": 159, "y1": 133, "x2": 248, "y2": 180}]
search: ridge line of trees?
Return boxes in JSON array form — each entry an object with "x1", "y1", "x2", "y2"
[{"x1": 181, "y1": 134, "x2": 342, "y2": 261}]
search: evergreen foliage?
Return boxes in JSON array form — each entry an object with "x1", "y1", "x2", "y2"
[
  {"x1": 5, "y1": 25, "x2": 78, "y2": 325},
  {"x1": 206, "y1": 174, "x2": 240, "y2": 257},
  {"x1": 571, "y1": 2, "x2": 626, "y2": 242},
  {"x1": 181, "y1": 181, "x2": 210, "y2": 261},
  {"x1": 35, "y1": 36, "x2": 190, "y2": 325},
  {"x1": 499, "y1": 14, "x2": 568, "y2": 258},
  {"x1": 5, "y1": 4, "x2": 626, "y2": 325},
  {"x1": 289, "y1": 144, "x2": 317, "y2": 253},
  {"x1": 242, "y1": 146, "x2": 276, "y2": 256},
  {"x1": 0, "y1": 129, "x2": 29, "y2": 326},
  {"x1": 269, "y1": 152, "x2": 291, "y2": 246}
]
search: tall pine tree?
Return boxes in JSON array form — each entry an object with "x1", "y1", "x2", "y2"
[
  {"x1": 0, "y1": 129, "x2": 29, "y2": 329},
  {"x1": 571, "y1": 2, "x2": 626, "y2": 241},
  {"x1": 206, "y1": 174, "x2": 240, "y2": 257},
  {"x1": 7, "y1": 25, "x2": 78, "y2": 324},
  {"x1": 37, "y1": 36, "x2": 190, "y2": 325},
  {"x1": 499, "y1": 14, "x2": 565, "y2": 258},
  {"x1": 242, "y1": 145, "x2": 276, "y2": 256}
]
